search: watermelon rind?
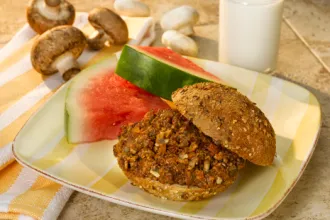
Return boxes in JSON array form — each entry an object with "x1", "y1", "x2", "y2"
[
  {"x1": 65, "y1": 55, "x2": 118, "y2": 143},
  {"x1": 115, "y1": 45, "x2": 218, "y2": 100}
]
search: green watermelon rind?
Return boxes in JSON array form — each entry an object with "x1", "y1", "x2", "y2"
[
  {"x1": 115, "y1": 45, "x2": 217, "y2": 101},
  {"x1": 65, "y1": 55, "x2": 118, "y2": 143}
]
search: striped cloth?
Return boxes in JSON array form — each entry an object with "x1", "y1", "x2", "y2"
[{"x1": 0, "y1": 12, "x2": 156, "y2": 220}]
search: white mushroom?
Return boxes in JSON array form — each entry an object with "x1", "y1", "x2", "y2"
[
  {"x1": 87, "y1": 7, "x2": 129, "y2": 50},
  {"x1": 160, "y1": 5, "x2": 199, "y2": 36},
  {"x1": 114, "y1": 0, "x2": 150, "y2": 17},
  {"x1": 30, "y1": 25, "x2": 87, "y2": 81},
  {"x1": 162, "y1": 30, "x2": 198, "y2": 57},
  {"x1": 26, "y1": 0, "x2": 76, "y2": 34}
]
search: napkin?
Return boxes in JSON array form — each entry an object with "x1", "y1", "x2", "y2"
[{"x1": 0, "y1": 12, "x2": 156, "y2": 220}]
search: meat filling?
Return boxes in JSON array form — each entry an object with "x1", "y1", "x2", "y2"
[{"x1": 114, "y1": 109, "x2": 245, "y2": 189}]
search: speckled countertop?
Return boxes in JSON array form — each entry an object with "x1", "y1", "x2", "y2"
[{"x1": 1, "y1": 0, "x2": 330, "y2": 219}]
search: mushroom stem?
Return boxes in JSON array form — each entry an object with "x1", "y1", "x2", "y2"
[
  {"x1": 37, "y1": 0, "x2": 61, "y2": 20},
  {"x1": 53, "y1": 52, "x2": 80, "y2": 81},
  {"x1": 177, "y1": 25, "x2": 194, "y2": 36},
  {"x1": 87, "y1": 30, "x2": 110, "y2": 50}
]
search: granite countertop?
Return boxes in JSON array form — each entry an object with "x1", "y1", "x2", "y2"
[{"x1": 1, "y1": 0, "x2": 330, "y2": 219}]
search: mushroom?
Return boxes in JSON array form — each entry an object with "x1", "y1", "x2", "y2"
[
  {"x1": 31, "y1": 25, "x2": 87, "y2": 81},
  {"x1": 162, "y1": 30, "x2": 198, "y2": 57},
  {"x1": 87, "y1": 7, "x2": 129, "y2": 50},
  {"x1": 114, "y1": 0, "x2": 150, "y2": 17},
  {"x1": 160, "y1": 5, "x2": 199, "y2": 36},
  {"x1": 26, "y1": 0, "x2": 75, "y2": 34}
]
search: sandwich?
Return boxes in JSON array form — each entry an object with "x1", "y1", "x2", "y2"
[{"x1": 114, "y1": 82, "x2": 276, "y2": 201}]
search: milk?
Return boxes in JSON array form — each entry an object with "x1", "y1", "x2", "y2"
[{"x1": 219, "y1": 0, "x2": 284, "y2": 72}]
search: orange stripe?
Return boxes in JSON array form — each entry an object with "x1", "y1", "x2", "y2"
[
  {"x1": 8, "y1": 176, "x2": 62, "y2": 219},
  {"x1": 0, "y1": 158, "x2": 15, "y2": 171},
  {"x1": 0, "y1": 92, "x2": 55, "y2": 148},
  {"x1": 0, "y1": 37, "x2": 37, "y2": 72},
  {"x1": 0, "y1": 213, "x2": 19, "y2": 220},
  {"x1": 0, "y1": 162, "x2": 23, "y2": 194}
]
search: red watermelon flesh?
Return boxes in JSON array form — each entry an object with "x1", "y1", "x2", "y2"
[
  {"x1": 78, "y1": 71, "x2": 170, "y2": 142},
  {"x1": 138, "y1": 46, "x2": 220, "y2": 81}
]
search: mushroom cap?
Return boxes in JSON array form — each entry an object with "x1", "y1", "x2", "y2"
[
  {"x1": 88, "y1": 7, "x2": 129, "y2": 45},
  {"x1": 26, "y1": 0, "x2": 75, "y2": 34},
  {"x1": 31, "y1": 25, "x2": 87, "y2": 75},
  {"x1": 172, "y1": 82, "x2": 276, "y2": 166},
  {"x1": 160, "y1": 5, "x2": 199, "y2": 31}
]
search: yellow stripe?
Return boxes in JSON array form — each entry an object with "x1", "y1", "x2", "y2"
[
  {"x1": 249, "y1": 73, "x2": 273, "y2": 105},
  {"x1": 179, "y1": 200, "x2": 210, "y2": 215},
  {"x1": 8, "y1": 176, "x2": 62, "y2": 219},
  {"x1": 31, "y1": 138, "x2": 76, "y2": 170},
  {"x1": 251, "y1": 94, "x2": 320, "y2": 217},
  {"x1": 177, "y1": 73, "x2": 272, "y2": 215},
  {"x1": 91, "y1": 165, "x2": 128, "y2": 195},
  {"x1": 0, "y1": 37, "x2": 37, "y2": 72},
  {"x1": 0, "y1": 92, "x2": 54, "y2": 148},
  {"x1": 0, "y1": 163, "x2": 23, "y2": 194}
]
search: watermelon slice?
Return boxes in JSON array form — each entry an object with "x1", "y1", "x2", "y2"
[
  {"x1": 115, "y1": 45, "x2": 221, "y2": 100},
  {"x1": 65, "y1": 56, "x2": 170, "y2": 144}
]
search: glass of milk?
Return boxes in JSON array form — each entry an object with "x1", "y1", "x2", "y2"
[{"x1": 219, "y1": 0, "x2": 284, "y2": 72}]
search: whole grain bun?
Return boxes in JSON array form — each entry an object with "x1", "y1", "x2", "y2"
[
  {"x1": 172, "y1": 82, "x2": 276, "y2": 166},
  {"x1": 127, "y1": 175, "x2": 235, "y2": 201}
]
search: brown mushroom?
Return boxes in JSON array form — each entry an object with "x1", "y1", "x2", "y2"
[
  {"x1": 87, "y1": 7, "x2": 129, "y2": 50},
  {"x1": 26, "y1": 0, "x2": 75, "y2": 34},
  {"x1": 30, "y1": 25, "x2": 87, "y2": 81}
]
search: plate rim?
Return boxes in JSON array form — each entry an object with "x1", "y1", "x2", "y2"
[{"x1": 12, "y1": 60, "x2": 323, "y2": 220}]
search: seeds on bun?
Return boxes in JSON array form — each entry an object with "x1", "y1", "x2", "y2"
[{"x1": 172, "y1": 82, "x2": 276, "y2": 166}]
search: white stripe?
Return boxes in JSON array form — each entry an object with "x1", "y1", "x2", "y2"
[
  {"x1": 129, "y1": 17, "x2": 154, "y2": 45},
  {"x1": 18, "y1": 214, "x2": 36, "y2": 220},
  {"x1": 29, "y1": 130, "x2": 65, "y2": 163},
  {"x1": 0, "y1": 73, "x2": 64, "y2": 131},
  {"x1": 261, "y1": 77, "x2": 284, "y2": 122},
  {"x1": 41, "y1": 186, "x2": 73, "y2": 220},
  {"x1": 0, "y1": 24, "x2": 36, "y2": 63},
  {"x1": 139, "y1": 19, "x2": 156, "y2": 46},
  {"x1": 0, "y1": 167, "x2": 39, "y2": 212},
  {"x1": 0, "y1": 56, "x2": 32, "y2": 87},
  {"x1": 0, "y1": 142, "x2": 13, "y2": 165}
]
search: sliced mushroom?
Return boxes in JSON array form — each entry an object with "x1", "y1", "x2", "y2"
[
  {"x1": 26, "y1": 0, "x2": 75, "y2": 34},
  {"x1": 114, "y1": 0, "x2": 150, "y2": 17},
  {"x1": 162, "y1": 30, "x2": 198, "y2": 57},
  {"x1": 30, "y1": 25, "x2": 87, "y2": 81},
  {"x1": 87, "y1": 7, "x2": 129, "y2": 50},
  {"x1": 160, "y1": 5, "x2": 199, "y2": 36}
]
